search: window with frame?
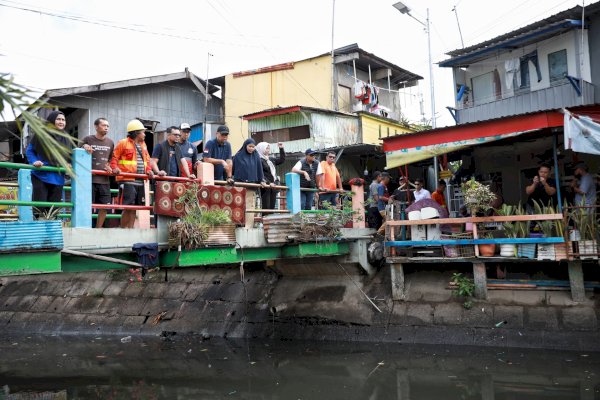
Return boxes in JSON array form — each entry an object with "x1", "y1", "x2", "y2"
[{"x1": 548, "y1": 49, "x2": 568, "y2": 82}]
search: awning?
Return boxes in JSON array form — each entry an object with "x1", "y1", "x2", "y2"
[
  {"x1": 385, "y1": 130, "x2": 534, "y2": 168},
  {"x1": 564, "y1": 107, "x2": 600, "y2": 155},
  {"x1": 382, "y1": 110, "x2": 564, "y2": 169}
]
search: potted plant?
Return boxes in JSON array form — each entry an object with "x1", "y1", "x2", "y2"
[
  {"x1": 568, "y1": 206, "x2": 598, "y2": 260},
  {"x1": 461, "y1": 179, "x2": 497, "y2": 256},
  {"x1": 514, "y1": 204, "x2": 536, "y2": 259},
  {"x1": 496, "y1": 204, "x2": 518, "y2": 257},
  {"x1": 168, "y1": 183, "x2": 235, "y2": 249},
  {"x1": 478, "y1": 232, "x2": 496, "y2": 256},
  {"x1": 533, "y1": 201, "x2": 556, "y2": 261}
]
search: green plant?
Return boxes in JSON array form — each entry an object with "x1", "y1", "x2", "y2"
[
  {"x1": 451, "y1": 272, "x2": 475, "y2": 309},
  {"x1": 513, "y1": 204, "x2": 529, "y2": 238},
  {"x1": 1, "y1": 74, "x2": 77, "y2": 174},
  {"x1": 568, "y1": 206, "x2": 596, "y2": 241},
  {"x1": 533, "y1": 200, "x2": 555, "y2": 237},
  {"x1": 200, "y1": 209, "x2": 231, "y2": 226},
  {"x1": 33, "y1": 205, "x2": 61, "y2": 220},
  {"x1": 461, "y1": 178, "x2": 496, "y2": 214},
  {"x1": 169, "y1": 184, "x2": 232, "y2": 250},
  {"x1": 292, "y1": 198, "x2": 355, "y2": 241},
  {"x1": 496, "y1": 204, "x2": 519, "y2": 238}
]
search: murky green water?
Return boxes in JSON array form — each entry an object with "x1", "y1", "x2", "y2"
[{"x1": 1, "y1": 335, "x2": 598, "y2": 399}]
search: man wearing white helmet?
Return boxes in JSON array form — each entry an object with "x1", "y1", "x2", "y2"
[{"x1": 110, "y1": 119, "x2": 156, "y2": 228}]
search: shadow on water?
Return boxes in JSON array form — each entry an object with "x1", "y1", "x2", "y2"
[{"x1": 1, "y1": 335, "x2": 599, "y2": 399}]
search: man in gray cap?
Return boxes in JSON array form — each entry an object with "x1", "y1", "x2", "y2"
[
  {"x1": 202, "y1": 125, "x2": 233, "y2": 182},
  {"x1": 571, "y1": 162, "x2": 596, "y2": 206},
  {"x1": 179, "y1": 123, "x2": 198, "y2": 179}
]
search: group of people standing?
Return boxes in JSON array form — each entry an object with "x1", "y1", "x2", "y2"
[
  {"x1": 366, "y1": 171, "x2": 448, "y2": 231},
  {"x1": 25, "y1": 113, "x2": 345, "y2": 229}
]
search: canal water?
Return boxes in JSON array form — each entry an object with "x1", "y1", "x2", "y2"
[{"x1": 1, "y1": 335, "x2": 598, "y2": 399}]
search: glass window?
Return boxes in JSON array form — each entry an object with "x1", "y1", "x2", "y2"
[
  {"x1": 519, "y1": 58, "x2": 530, "y2": 89},
  {"x1": 471, "y1": 72, "x2": 494, "y2": 105},
  {"x1": 548, "y1": 49, "x2": 568, "y2": 82}
]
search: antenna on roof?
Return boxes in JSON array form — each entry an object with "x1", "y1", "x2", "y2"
[{"x1": 451, "y1": 5, "x2": 465, "y2": 48}]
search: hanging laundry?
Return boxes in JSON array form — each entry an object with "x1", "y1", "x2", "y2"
[
  {"x1": 353, "y1": 81, "x2": 365, "y2": 99},
  {"x1": 504, "y1": 58, "x2": 520, "y2": 90},
  {"x1": 369, "y1": 85, "x2": 379, "y2": 107},
  {"x1": 520, "y1": 50, "x2": 542, "y2": 82}
]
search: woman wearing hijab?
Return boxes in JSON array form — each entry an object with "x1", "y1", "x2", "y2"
[
  {"x1": 256, "y1": 141, "x2": 285, "y2": 209},
  {"x1": 232, "y1": 138, "x2": 264, "y2": 186},
  {"x1": 26, "y1": 111, "x2": 74, "y2": 215}
]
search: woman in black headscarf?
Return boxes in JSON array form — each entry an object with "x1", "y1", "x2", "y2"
[
  {"x1": 25, "y1": 111, "x2": 73, "y2": 212},
  {"x1": 232, "y1": 138, "x2": 264, "y2": 184}
]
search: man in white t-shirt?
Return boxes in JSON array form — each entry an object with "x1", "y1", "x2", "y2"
[{"x1": 413, "y1": 178, "x2": 431, "y2": 202}]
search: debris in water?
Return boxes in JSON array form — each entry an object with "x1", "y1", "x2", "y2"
[
  {"x1": 228, "y1": 391, "x2": 237, "y2": 395},
  {"x1": 96, "y1": 355, "x2": 107, "y2": 359},
  {"x1": 188, "y1": 349, "x2": 192, "y2": 353},
  {"x1": 581, "y1": 354, "x2": 589, "y2": 357},
  {"x1": 495, "y1": 320, "x2": 507, "y2": 327},
  {"x1": 518, "y1": 331, "x2": 523, "y2": 336},
  {"x1": 120, "y1": 336, "x2": 132, "y2": 343}
]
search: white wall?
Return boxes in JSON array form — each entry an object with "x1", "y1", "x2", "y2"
[{"x1": 454, "y1": 29, "x2": 591, "y2": 107}]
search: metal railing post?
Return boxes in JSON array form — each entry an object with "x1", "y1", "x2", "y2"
[
  {"x1": 17, "y1": 169, "x2": 33, "y2": 222},
  {"x1": 71, "y1": 148, "x2": 92, "y2": 228},
  {"x1": 285, "y1": 172, "x2": 300, "y2": 214}
]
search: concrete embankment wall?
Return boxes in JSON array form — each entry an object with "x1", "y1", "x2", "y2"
[{"x1": 0, "y1": 263, "x2": 598, "y2": 351}]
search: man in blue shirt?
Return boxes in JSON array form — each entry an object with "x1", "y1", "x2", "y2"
[
  {"x1": 202, "y1": 125, "x2": 233, "y2": 183},
  {"x1": 179, "y1": 123, "x2": 198, "y2": 179}
]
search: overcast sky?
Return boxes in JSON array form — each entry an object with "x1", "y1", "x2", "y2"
[{"x1": 0, "y1": 0, "x2": 587, "y2": 127}]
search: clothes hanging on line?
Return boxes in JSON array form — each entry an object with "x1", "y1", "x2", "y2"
[
  {"x1": 505, "y1": 58, "x2": 520, "y2": 90},
  {"x1": 520, "y1": 50, "x2": 542, "y2": 83}
]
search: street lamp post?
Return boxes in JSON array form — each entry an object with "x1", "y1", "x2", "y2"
[{"x1": 393, "y1": 2, "x2": 438, "y2": 182}]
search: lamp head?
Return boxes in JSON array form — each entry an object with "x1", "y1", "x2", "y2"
[{"x1": 393, "y1": 1, "x2": 411, "y2": 14}]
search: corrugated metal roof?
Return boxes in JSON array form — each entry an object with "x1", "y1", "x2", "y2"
[
  {"x1": 0, "y1": 221, "x2": 63, "y2": 252},
  {"x1": 443, "y1": 2, "x2": 600, "y2": 63}
]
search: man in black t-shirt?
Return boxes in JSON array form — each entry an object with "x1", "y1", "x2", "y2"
[
  {"x1": 151, "y1": 127, "x2": 187, "y2": 177},
  {"x1": 526, "y1": 163, "x2": 557, "y2": 209},
  {"x1": 82, "y1": 117, "x2": 114, "y2": 228}
]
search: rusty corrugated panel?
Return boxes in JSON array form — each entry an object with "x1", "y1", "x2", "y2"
[
  {"x1": 311, "y1": 113, "x2": 359, "y2": 148},
  {"x1": 0, "y1": 221, "x2": 63, "y2": 252},
  {"x1": 263, "y1": 215, "x2": 297, "y2": 243}
]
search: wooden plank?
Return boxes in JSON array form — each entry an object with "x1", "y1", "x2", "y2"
[
  {"x1": 386, "y1": 213, "x2": 563, "y2": 226},
  {"x1": 390, "y1": 263, "x2": 405, "y2": 301},
  {"x1": 473, "y1": 262, "x2": 488, "y2": 300},
  {"x1": 384, "y1": 237, "x2": 565, "y2": 246}
]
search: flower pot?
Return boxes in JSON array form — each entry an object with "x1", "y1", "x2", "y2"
[
  {"x1": 499, "y1": 244, "x2": 516, "y2": 257},
  {"x1": 478, "y1": 243, "x2": 496, "y2": 257},
  {"x1": 204, "y1": 223, "x2": 237, "y2": 246},
  {"x1": 578, "y1": 240, "x2": 598, "y2": 260},
  {"x1": 517, "y1": 243, "x2": 536, "y2": 259},
  {"x1": 537, "y1": 243, "x2": 555, "y2": 261}
]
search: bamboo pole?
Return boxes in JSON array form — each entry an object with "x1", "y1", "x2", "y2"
[{"x1": 61, "y1": 249, "x2": 143, "y2": 268}]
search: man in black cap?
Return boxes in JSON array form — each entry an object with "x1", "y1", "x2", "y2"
[
  {"x1": 202, "y1": 125, "x2": 233, "y2": 182},
  {"x1": 292, "y1": 148, "x2": 319, "y2": 210}
]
